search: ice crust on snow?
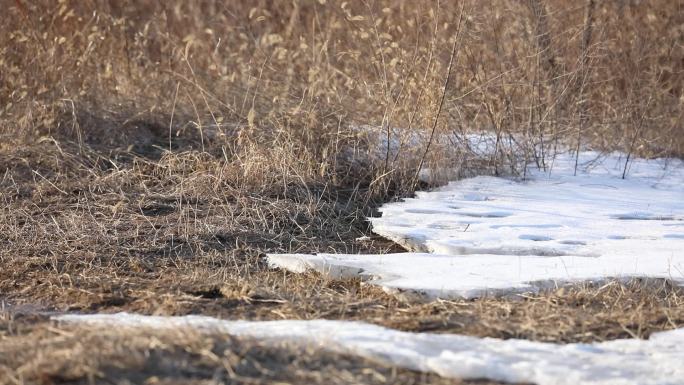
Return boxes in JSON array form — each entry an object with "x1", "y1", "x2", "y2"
[
  {"x1": 268, "y1": 152, "x2": 684, "y2": 298},
  {"x1": 54, "y1": 313, "x2": 684, "y2": 385}
]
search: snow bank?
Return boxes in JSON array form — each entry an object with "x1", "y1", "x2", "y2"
[
  {"x1": 268, "y1": 252, "x2": 684, "y2": 299},
  {"x1": 269, "y1": 152, "x2": 684, "y2": 298},
  {"x1": 53, "y1": 313, "x2": 684, "y2": 385}
]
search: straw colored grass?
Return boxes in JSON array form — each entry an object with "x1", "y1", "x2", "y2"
[
  {"x1": 1, "y1": 1, "x2": 683, "y2": 383},
  {"x1": 1, "y1": 325, "x2": 509, "y2": 385}
]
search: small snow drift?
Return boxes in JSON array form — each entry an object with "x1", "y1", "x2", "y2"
[
  {"x1": 268, "y1": 252, "x2": 684, "y2": 299},
  {"x1": 53, "y1": 313, "x2": 684, "y2": 385},
  {"x1": 268, "y1": 151, "x2": 684, "y2": 298}
]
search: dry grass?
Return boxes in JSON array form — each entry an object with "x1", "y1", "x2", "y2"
[
  {"x1": 4, "y1": 281, "x2": 683, "y2": 384},
  {"x1": 1, "y1": 140, "x2": 683, "y2": 344},
  {"x1": 0, "y1": 325, "x2": 509, "y2": 385},
  {"x1": 1, "y1": 1, "x2": 683, "y2": 383},
  {"x1": 2, "y1": 1, "x2": 683, "y2": 179}
]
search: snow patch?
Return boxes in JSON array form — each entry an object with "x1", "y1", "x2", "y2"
[
  {"x1": 269, "y1": 152, "x2": 684, "y2": 299},
  {"x1": 268, "y1": 252, "x2": 684, "y2": 299},
  {"x1": 53, "y1": 313, "x2": 684, "y2": 385}
]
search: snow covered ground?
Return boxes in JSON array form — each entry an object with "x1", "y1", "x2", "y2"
[
  {"x1": 269, "y1": 151, "x2": 684, "y2": 298},
  {"x1": 54, "y1": 313, "x2": 684, "y2": 385}
]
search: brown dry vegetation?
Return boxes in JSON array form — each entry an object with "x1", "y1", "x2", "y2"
[
  {"x1": 1, "y1": 325, "x2": 506, "y2": 385},
  {"x1": 1, "y1": 279, "x2": 683, "y2": 384},
  {"x1": 1, "y1": 1, "x2": 684, "y2": 384},
  {"x1": 2, "y1": 1, "x2": 683, "y2": 169}
]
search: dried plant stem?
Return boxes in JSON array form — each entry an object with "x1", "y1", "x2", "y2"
[
  {"x1": 413, "y1": 3, "x2": 466, "y2": 188},
  {"x1": 169, "y1": 82, "x2": 181, "y2": 151},
  {"x1": 574, "y1": 0, "x2": 596, "y2": 176},
  {"x1": 623, "y1": 92, "x2": 654, "y2": 179}
]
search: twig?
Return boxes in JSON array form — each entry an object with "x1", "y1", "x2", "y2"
[
  {"x1": 412, "y1": 3, "x2": 467, "y2": 188},
  {"x1": 169, "y1": 82, "x2": 181, "y2": 151},
  {"x1": 622, "y1": 92, "x2": 654, "y2": 179},
  {"x1": 33, "y1": 170, "x2": 68, "y2": 195},
  {"x1": 574, "y1": 0, "x2": 596, "y2": 176}
]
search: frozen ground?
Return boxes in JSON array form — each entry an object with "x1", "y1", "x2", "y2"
[
  {"x1": 269, "y1": 151, "x2": 684, "y2": 298},
  {"x1": 54, "y1": 313, "x2": 684, "y2": 385}
]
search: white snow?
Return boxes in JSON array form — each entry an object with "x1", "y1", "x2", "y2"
[
  {"x1": 269, "y1": 151, "x2": 684, "y2": 298},
  {"x1": 53, "y1": 313, "x2": 684, "y2": 385}
]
